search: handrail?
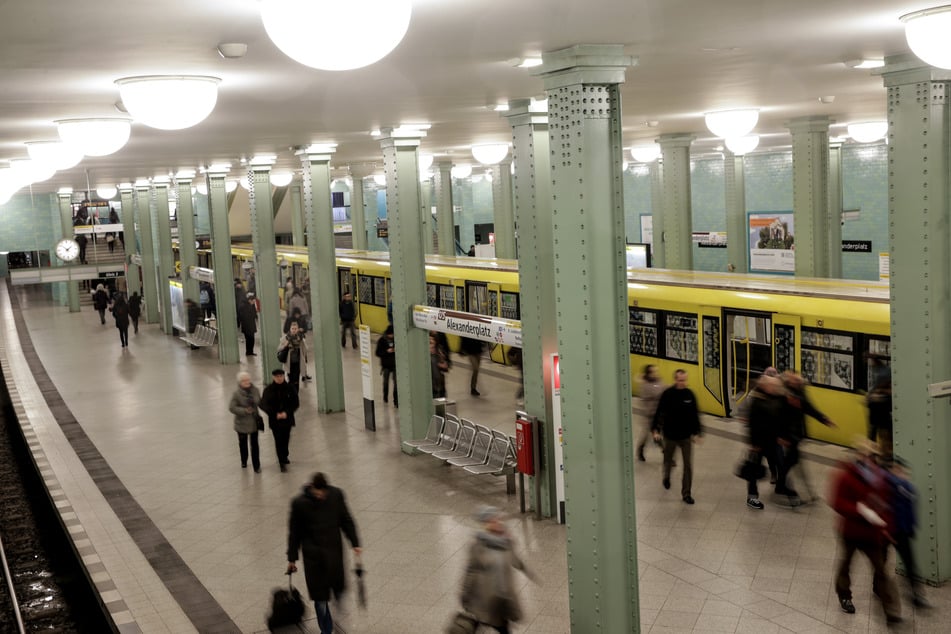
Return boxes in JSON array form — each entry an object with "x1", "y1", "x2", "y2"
[{"x1": 0, "y1": 527, "x2": 27, "y2": 634}]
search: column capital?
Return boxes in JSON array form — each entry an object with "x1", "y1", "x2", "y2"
[
  {"x1": 434, "y1": 158, "x2": 454, "y2": 170},
  {"x1": 657, "y1": 133, "x2": 695, "y2": 149},
  {"x1": 534, "y1": 44, "x2": 635, "y2": 90},
  {"x1": 57, "y1": 192, "x2": 72, "y2": 201},
  {"x1": 786, "y1": 115, "x2": 834, "y2": 134},
  {"x1": 876, "y1": 53, "x2": 951, "y2": 86},
  {"x1": 296, "y1": 144, "x2": 337, "y2": 164},
  {"x1": 504, "y1": 98, "x2": 548, "y2": 127},
  {"x1": 379, "y1": 127, "x2": 424, "y2": 150},
  {"x1": 118, "y1": 183, "x2": 135, "y2": 193}
]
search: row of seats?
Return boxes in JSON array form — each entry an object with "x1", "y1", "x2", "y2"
[
  {"x1": 405, "y1": 414, "x2": 518, "y2": 494},
  {"x1": 180, "y1": 324, "x2": 217, "y2": 348}
]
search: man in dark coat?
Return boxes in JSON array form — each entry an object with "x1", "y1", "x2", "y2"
[
  {"x1": 287, "y1": 472, "x2": 361, "y2": 634},
  {"x1": 744, "y1": 375, "x2": 784, "y2": 510},
  {"x1": 127, "y1": 292, "x2": 142, "y2": 334},
  {"x1": 237, "y1": 298, "x2": 257, "y2": 356},
  {"x1": 338, "y1": 292, "x2": 357, "y2": 349},
  {"x1": 261, "y1": 369, "x2": 299, "y2": 472},
  {"x1": 460, "y1": 336, "x2": 485, "y2": 396},
  {"x1": 651, "y1": 369, "x2": 702, "y2": 504},
  {"x1": 92, "y1": 284, "x2": 109, "y2": 324},
  {"x1": 375, "y1": 325, "x2": 397, "y2": 406}
]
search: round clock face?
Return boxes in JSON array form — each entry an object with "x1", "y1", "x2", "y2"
[{"x1": 56, "y1": 238, "x2": 80, "y2": 262}]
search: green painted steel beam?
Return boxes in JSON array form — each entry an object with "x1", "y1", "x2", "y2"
[
  {"x1": 290, "y1": 185, "x2": 305, "y2": 247},
  {"x1": 206, "y1": 173, "x2": 239, "y2": 364},
  {"x1": 249, "y1": 165, "x2": 282, "y2": 386},
  {"x1": 658, "y1": 134, "x2": 694, "y2": 270},
  {"x1": 419, "y1": 178, "x2": 434, "y2": 254},
  {"x1": 176, "y1": 179, "x2": 199, "y2": 305},
  {"x1": 492, "y1": 159, "x2": 516, "y2": 259},
  {"x1": 828, "y1": 142, "x2": 844, "y2": 279},
  {"x1": 648, "y1": 162, "x2": 664, "y2": 268},
  {"x1": 135, "y1": 186, "x2": 160, "y2": 324},
  {"x1": 725, "y1": 153, "x2": 748, "y2": 274},
  {"x1": 349, "y1": 164, "x2": 373, "y2": 251},
  {"x1": 119, "y1": 187, "x2": 141, "y2": 298},
  {"x1": 152, "y1": 184, "x2": 175, "y2": 334},
  {"x1": 434, "y1": 160, "x2": 455, "y2": 257},
  {"x1": 56, "y1": 194, "x2": 80, "y2": 312},
  {"x1": 788, "y1": 115, "x2": 832, "y2": 277}
]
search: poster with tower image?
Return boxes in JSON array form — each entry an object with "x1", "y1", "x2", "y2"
[{"x1": 748, "y1": 212, "x2": 795, "y2": 273}]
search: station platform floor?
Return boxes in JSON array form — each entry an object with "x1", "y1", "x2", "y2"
[{"x1": 0, "y1": 281, "x2": 948, "y2": 633}]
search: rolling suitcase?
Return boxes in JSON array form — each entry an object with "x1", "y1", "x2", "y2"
[{"x1": 267, "y1": 572, "x2": 306, "y2": 631}]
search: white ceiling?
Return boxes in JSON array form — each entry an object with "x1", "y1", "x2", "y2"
[{"x1": 0, "y1": 0, "x2": 929, "y2": 194}]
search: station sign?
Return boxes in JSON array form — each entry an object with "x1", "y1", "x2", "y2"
[
  {"x1": 412, "y1": 305, "x2": 521, "y2": 347},
  {"x1": 187, "y1": 266, "x2": 215, "y2": 283}
]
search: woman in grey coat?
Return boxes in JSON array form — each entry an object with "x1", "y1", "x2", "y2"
[
  {"x1": 635, "y1": 364, "x2": 666, "y2": 462},
  {"x1": 228, "y1": 371, "x2": 263, "y2": 472}
]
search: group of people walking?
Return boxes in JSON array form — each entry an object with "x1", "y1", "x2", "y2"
[{"x1": 92, "y1": 283, "x2": 142, "y2": 348}]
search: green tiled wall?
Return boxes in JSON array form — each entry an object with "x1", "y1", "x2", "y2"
[
  {"x1": 690, "y1": 159, "x2": 727, "y2": 272},
  {"x1": 0, "y1": 192, "x2": 58, "y2": 267}
]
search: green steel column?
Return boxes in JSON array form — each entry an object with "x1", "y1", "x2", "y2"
[
  {"x1": 290, "y1": 185, "x2": 305, "y2": 247},
  {"x1": 828, "y1": 141, "x2": 844, "y2": 279},
  {"x1": 536, "y1": 44, "x2": 638, "y2": 632},
  {"x1": 657, "y1": 134, "x2": 694, "y2": 270},
  {"x1": 648, "y1": 161, "x2": 665, "y2": 267},
  {"x1": 206, "y1": 171, "x2": 239, "y2": 364},
  {"x1": 459, "y1": 178, "x2": 474, "y2": 247},
  {"x1": 434, "y1": 159, "x2": 456, "y2": 256},
  {"x1": 380, "y1": 128, "x2": 434, "y2": 446},
  {"x1": 56, "y1": 192, "x2": 80, "y2": 312},
  {"x1": 787, "y1": 115, "x2": 832, "y2": 277},
  {"x1": 419, "y1": 177, "x2": 434, "y2": 254},
  {"x1": 176, "y1": 175, "x2": 199, "y2": 304},
  {"x1": 249, "y1": 163, "x2": 282, "y2": 385},
  {"x1": 152, "y1": 181, "x2": 175, "y2": 334},
  {"x1": 491, "y1": 158, "x2": 516, "y2": 258},
  {"x1": 300, "y1": 146, "x2": 346, "y2": 412},
  {"x1": 349, "y1": 164, "x2": 372, "y2": 251},
  {"x1": 119, "y1": 185, "x2": 141, "y2": 297},
  {"x1": 135, "y1": 183, "x2": 160, "y2": 324},
  {"x1": 880, "y1": 55, "x2": 951, "y2": 583},
  {"x1": 504, "y1": 98, "x2": 557, "y2": 517},
  {"x1": 724, "y1": 152, "x2": 748, "y2": 273}
]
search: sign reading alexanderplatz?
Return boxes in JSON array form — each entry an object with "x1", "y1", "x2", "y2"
[{"x1": 412, "y1": 305, "x2": 522, "y2": 347}]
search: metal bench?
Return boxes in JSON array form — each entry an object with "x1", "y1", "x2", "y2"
[
  {"x1": 447, "y1": 424, "x2": 492, "y2": 468},
  {"x1": 465, "y1": 435, "x2": 517, "y2": 494},
  {"x1": 403, "y1": 415, "x2": 445, "y2": 449},
  {"x1": 416, "y1": 416, "x2": 461, "y2": 455},
  {"x1": 431, "y1": 418, "x2": 477, "y2": 461},
  {"x1": 180, "y1": 324, "x2": 217, "y2": 348}
]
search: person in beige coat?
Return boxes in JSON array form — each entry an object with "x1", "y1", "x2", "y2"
[{"x1": 635, "y1": 364, "x2": 666, "y2": 462}]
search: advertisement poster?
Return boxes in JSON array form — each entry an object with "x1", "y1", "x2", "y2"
[
  {"x1": 640, "y1": 215, "x2": 653, "y2": 251},
  {"x1": 748, "y1": 212, "x2": 795, "y2": 273},
  {"x1": 168, "y1": 280, "x2": 186, "y2": 333}
]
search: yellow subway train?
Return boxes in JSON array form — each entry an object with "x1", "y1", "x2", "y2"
[{"x1": 196, "y1": 244, "x2": 890, "y2": 446}]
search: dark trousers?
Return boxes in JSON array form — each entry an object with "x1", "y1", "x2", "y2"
[
  {"x1": 315, "y1": 600, "x2": 333, "y2": 634},
  {"x1": 237, "y1": 432, "x2": 260, "y2": 469},
  {"x1": 97, "y1": 308, "x2": 106, "y2": 324},
  {"x1": 835, "y1": 535, "x2": 900, "y2": 619},
  {"x1": 341, "y1": 320, "x2": 357, "y2": 348},
  {"x1": 272, "y1": 426, "x2": 291, "y2": 465},
  {"x1": 131, "y1": 316, "x2": 139, "y2": 333},
  {"x1": 776, "y1": 441, "x2": 800, "y2": 494},
  {"x1": 893, "y1": 531, "x2": 924, "y2": 599},
  {"x1": 468, "y1": 353, "x2": 481, "y2": 391},
  {"x1": 118, "y1": 326, "x2": 129, "y2": 347},
  {"x1": 382, "y1": 367, "x2": 398, "y2": 405},
  {"x1": 242, "y1": 330, "x2": 255, "y2": 355},
  {"x1": 747, "y1": 445, "x2": 780, "y2": 497},
  {"x1": 663, "y1": 438, "x2": 693, "y2": 497},
  {"x1": 289, "y1": 357, "x2": 301, "y2": 391}
]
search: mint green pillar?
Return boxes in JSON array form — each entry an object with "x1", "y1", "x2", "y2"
[
  {"x1": 380, "y1": 128, "x2": 434, "y2": 446},
  {"x1": 787, "y1": 115, "x2": 832, "y2": 277},
  {"x1": 658, "y1": 134, "x2": 694, "y2": 270},
  {"x1": 119, "y1": 186, "x2": 141, "y2": 297},
  {"x1": 648, "y1": 161, "x2": 664, "y2": 267},
  {"x1": 491, "y1": 158, "x2": 516, "y2": 258},
  {"x1": 880, "y1": 55, "x2": 951, "y2": 583},
  {"x1": 300, "y1": 147, "x2": 346, "y2": 412},
  {"x1": 434, "y1": 159, "x2": 456, "y2": 257},
  {"x1": 724, "y1": 152, "x2": 748, "y2": 273},
  {"x1": 419, "y1": 177, "x2": 434, "y2": 254},
  {"x1": 176, "y1": 176, "x2": 199, "y2": 304},
  {"x1": 135, "y1": 184, "x2": 160, "y2": 324},
  {"x1": 56, "y1": 193, "x2": 80, "y2": 312},
  {"x1": 828, "y1": 141, "x2": 844, "y2": 279},
  {"x1": 537, "y1": 44, "x2": 638, "y2": 632},
  {"x1": 249, "y1": 163, "x2": 282, "y2": 385},
  {"x1": 290, "y1": 185, "x2": 305, "y2": 247},
  {"x1": 206, "y1": 172, "x2": 239, "y2": 364},
  {"x1": 349, "y1": 164, "x2": 372, "y2": 251},
  {"x1": 152, "y1": 182, "x2": 175, "y2": 334},
  {"x1": 505, "y1": 98, "x2": 557, "y2": 517}
]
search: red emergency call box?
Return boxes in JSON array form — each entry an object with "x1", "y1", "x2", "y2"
[{"x1": 515, "y1": 413, "x2": 535, "y2": 475}]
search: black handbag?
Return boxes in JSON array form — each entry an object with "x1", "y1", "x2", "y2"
[
  {"x1": 254, "y1": 413, "x2": 265, "y2": 432},
  {"x1": 735, "y1": 451, "x2": 767, "y2": 481},
  {"x1": 277, "y1": 346, "x2": 289, "y2": 363}
]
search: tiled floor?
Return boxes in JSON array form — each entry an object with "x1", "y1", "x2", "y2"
[{"x1": 2, "y1": 282, "x2": 949, "y2": 633}]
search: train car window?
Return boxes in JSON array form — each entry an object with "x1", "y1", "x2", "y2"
[
  {"x1": 456, "y1": 286, "x2": 465, "y2": 312},
  {"x1": 358, "y1": 276, "x2": 374, "y2": 305},
  {"x1": 865, "y1": 336, "x2": 891, "y2": 390},
  {"x1": 427, "y1": 283, "x2": 439, "y2": 307},
  {"x1": 373, "y1": 277, "x2": 387, "y2": 307},
  {"x1": 500, "y1": 292, "x2": 520, "y2": 320},
  {"x1": 438, "y1": 285, "x2": 455, "y2": 309},
  {"x1": 338, "y1": 268, "x2": 352, "y2": 296},
  {"x1": 665, "y1": 312, "x2": 699, "y2": 363},
  {"x1": 489, "y1": 291, "x2": 499, "y2": 317},
  {"x1": 774, "y1": 325, "x2": 796, "y2": 373},
  {"x1": 629, "y1": 308, "x2": 659, "y2": 357},
  {"x1": 702, "y1": 316, "x2": 722, "y2": 403},
  {"x1": 801, "y1": 328, "x2": 856, "y2": 391},
  {"x1": 466, "y1": 282, "x2": 490, "y2": 315}
]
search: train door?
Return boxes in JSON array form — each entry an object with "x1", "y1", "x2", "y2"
[
  {"x1": 699, "y1": 307, "x2": 726, "y2": 416},
  {"x1": 772, "y1": 314, "x2": 800, "y2": 374},
  {"x1": 338, "y1": 267, "x2": 352, "y2": 296},
  {"x1": 465, "y1": 281, "x2": 490, "y2": 315},
  {"x1": 724, "y1": 311, "x2": 772, "y2": 415}
]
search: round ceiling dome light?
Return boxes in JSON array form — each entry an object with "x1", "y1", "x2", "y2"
[
  {"x1": 902, "y1": 6, "x2": 951, "y2": 69},
  {"x1": 25, "y1": 141, "x2": 83, "y2": 171},
  {"x1": 450, "y1": 164, "x2": 472, "y2": 179},
  {"x1": 704, "y1": 109, "x2": 759, "y2": 138},
  {"x1": 260, "y1": 0, "x2": 412, "y2": 71},
  {"x1": 471, "y1": 143, "x2": 509, "y2": 165},
  {"x1": 372, "y1": 174, "x2": 387, "y2": 187},
  {"x1": 97, "y1": 185, "x2": 118, "y2": 200},
  {"x1": 9, "y1": 158, "x2": 55, "y2": 188},
  {"x1": 270, "y1": 172, "x2": 294, "y2": 187},
  {"x1": 115, "y1": 76, "x2": 220, "y2": 130},
  {"x1": 725, "y1": 135, "x2": 760, "y2": 155},
  {"x1": 418, "y1": 153, "x2": 434, "y2": 172},
  {"x1": 630, "y1": 145, "x2": 661, "y2": 163},
  {"x1": 847, "y1": 121, "x2": 888, "y2": 143},
  {"x1": 56, "y1": 118, "x2": 131, "y2": 157},
  {"x1": 196, "y1": 181, "x2": 209, "y2": 196}
]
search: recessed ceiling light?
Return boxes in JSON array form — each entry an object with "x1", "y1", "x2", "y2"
[
  {"x1": 518, "y1": 57, "x2": 543, "y2": 68},
  {"x1": 844, "y1": 59, "x2": 885, "y2": 69},
  {"x1": 493, "y1": 104, "x2": 510, "y2": 112},
  {"x1": 217, "y1": 42, "x2": 248, "y2": 59}
]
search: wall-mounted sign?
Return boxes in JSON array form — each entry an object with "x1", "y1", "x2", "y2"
[
  {"x1": 841, "y1": 240, "x2": 872, "y2": 253},
  {"x1": 748, "y1": 212, "x2": 795, "y2": 273},
  {"x1": 187, "y1": 266, "x2": 215, "y2": 283},
  {"x1": 376, "y1": 220, "x2": 388, "y2": 239},
  {"x1": 412, "y1": 305, "x2": 521, "y2": 347},
  {"x1": 879, "y1": 252, "x2": 890, "y2": 281},
  {"x1": 692, "y1": 231, "x2": 727, "y2": 248}
]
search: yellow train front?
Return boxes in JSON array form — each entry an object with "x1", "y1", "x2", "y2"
[{"x1": 195, "y1": 243, "x2": 889, "y2": 447}]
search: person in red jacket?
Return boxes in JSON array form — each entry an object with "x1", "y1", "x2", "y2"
[{"x1": 830, "y1": 439, "x2": 901, "y2": 624}]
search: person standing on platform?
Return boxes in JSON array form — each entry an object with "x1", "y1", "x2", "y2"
[
  {"x1": 228, "y1": 371, "x2": 262, "y2": 473},
  {"x1": 430, "y1": 333, "x2": 449, "y2": 398},
  {"x1": 127, "y1": 291, "x2": 142, "y2": 334},
  {"x1": 237, "y1": 297, "x2": 257, "y2": 357},
  {"x1": 92, "y1": 284, "x2": 109, "y2": 324},
  {"x1": 110, "y1": 293, "x2": 130, "y2": 348},
  {"x1": 286, "y1": 472, "x2": 361, "y2": 634},
  {"x1": 635, "y1": 364, "x2": 666, "y2": 462},
  {"x1": 261, "y1": 368, "x2": 299, "y2": 472},
  {"x1": 279, "y1": 320, "x2": 307, "y2": 390},
  {"x1": 460, "y1": 336, "x2": 485, "y2": 396},
  {"x1": 652, "y1": 369, "x2": 702, "y2": 505},
  {"x1": 338, "y1": 292, "x2": 357, "y2": 349},
  {"x1": 743, "y1": 375, "x2": 784, "y2": 510},
  {"x1": 375, "y1": 325, "x2": 397, "y2": 406}
]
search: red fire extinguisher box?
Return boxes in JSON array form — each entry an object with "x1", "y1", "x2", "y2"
[{"x1": 515, "y1": 413, "x2": 535, "y2": 475}]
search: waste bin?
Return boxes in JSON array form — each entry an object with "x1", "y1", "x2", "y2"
[
  {"x1": 515, "y1": 413, "x2": 535, "y2": 475},
  {"x1": 433, "y1": 397, "x2": 457, "y2": 420}
]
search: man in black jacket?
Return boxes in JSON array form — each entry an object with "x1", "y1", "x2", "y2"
[
  {"x1": 287, "y1": 473, "x2": 361, "y2": 634},
  {"x1": 375, "y1": 325, "x2": 397, "y2": 406},
  {"x1": 652, "y1": 369, "x2": 703, "y2": 504},
  {"x1": 261, "y1": 369, "x2": 300, "y2": 472},
  {"x1": 744, "y1": 375, "x2": 785, "y2": 509},
  {"x1": 338, "y1": 292, "x2": 357, "y2": 349}
]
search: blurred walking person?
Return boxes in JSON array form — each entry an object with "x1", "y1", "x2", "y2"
[
  {"x1": 652, "y1": 369, "x2": 703, "y2": 504},
  {"x1": 128, "y1": 291, "x2": 142, "y2": 334},
  {"x1": 111, "y1": 293, "x2": 130, "y2": 348},
  {"x1": 635, "y1": 364, "x2": 665, "y2": 462}
]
